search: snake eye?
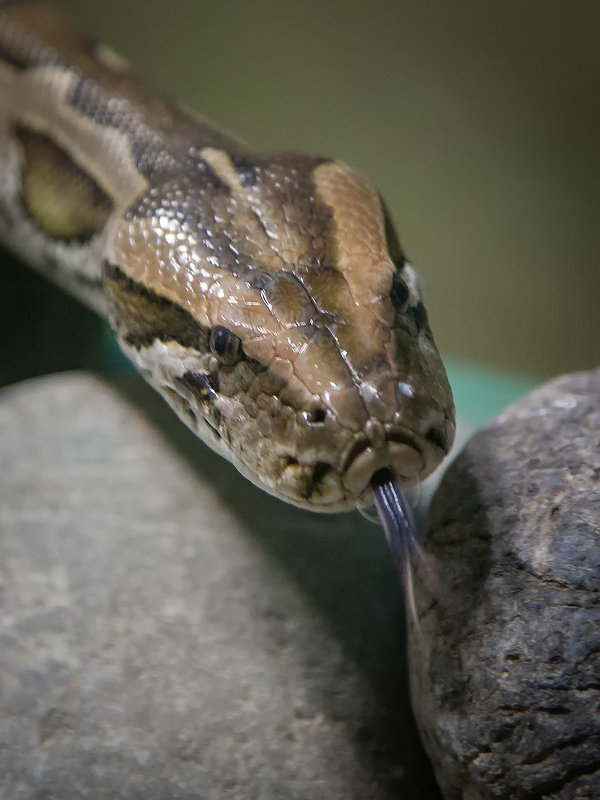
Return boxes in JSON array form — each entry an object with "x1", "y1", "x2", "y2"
[
  {"x1": 391, "y1": 272, "x2": 410, "y2": 312},
  {"x1": 210, "y1": 325, "x2": 242, "y2": 365}
]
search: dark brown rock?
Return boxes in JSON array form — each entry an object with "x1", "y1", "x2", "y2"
[{"x1": 409, "y1": 368, "x2": 600, "y2": 800}]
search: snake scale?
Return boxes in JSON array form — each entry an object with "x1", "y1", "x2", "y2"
[{"x1": 0, "y1": 1, "x2": 455, "y2": 585}]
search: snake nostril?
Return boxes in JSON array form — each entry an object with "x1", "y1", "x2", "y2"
[
  {"x1": 425, "y1": 426, "x2": 448, "y2": 452},
  {"x1": 304, "y1": 407, "x2": 327, "y2": 425}
]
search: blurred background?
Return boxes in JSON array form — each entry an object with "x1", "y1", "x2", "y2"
[{"x1": 2, "y1": 0, "x2": 599, "y2": 405}]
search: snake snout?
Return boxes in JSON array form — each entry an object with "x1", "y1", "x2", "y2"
[{"x1": 341, "y1": 425, "x2": 424, "y2": 500}]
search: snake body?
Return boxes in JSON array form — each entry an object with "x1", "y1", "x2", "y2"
[{"x1": 0, "y1": 1, "x2": 455, "y2": 513}]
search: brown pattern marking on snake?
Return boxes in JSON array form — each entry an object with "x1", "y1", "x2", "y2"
[
  {"x1": 112, "y1": 153, "x2": 395, "y2": 406},
  {"x1": 0, "y1": 2, "x2": 244, "y2": 171},
  {"x1": 110, "y1": 152, "x2": 410, "y2": 429},
  {"x1": 0, "y1": 1, "x2": 63, "y2": 70},
  {"x1": 110, "y1": 152, "x2": 372, "y2": 429},
  {"x1": 16, "y1": 123, "x2": 113, "y2": 240},
  {"x1": 111, "y1": 207, "x2": 365, "y2": 427},
  {"x1": 194, "y1": 149, "x2": 336, "y2": 281}
]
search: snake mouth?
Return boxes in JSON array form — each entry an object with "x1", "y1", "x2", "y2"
[
  {"x1": 273, "y1": 427, "x2": 428, "y2": 511},
  {"x1": 341, "y1": 428, "x2": 424, "y2": 501}
]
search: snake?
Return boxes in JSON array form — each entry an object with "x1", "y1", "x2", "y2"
[{"x1": 0, "y1": 1, "x2": 455, "y2": 589}]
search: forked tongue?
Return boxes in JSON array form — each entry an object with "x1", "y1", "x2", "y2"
[{"x1": 370, "y1": 467, "x2": 428, "y2": 622}]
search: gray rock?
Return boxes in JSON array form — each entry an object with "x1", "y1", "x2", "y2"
[
  {"x1": 409, "y1": 369, "x2": 600, "y2": 800},
  {"x1": 0, "y1": 372, "x2": 440, "y2": 800}
]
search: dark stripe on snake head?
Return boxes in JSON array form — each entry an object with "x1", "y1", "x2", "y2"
[
  {"x1": 381, "y1": 199, "x2": 406, "y2": 272},
  {"x1": 229, "y1": 153, "x2": 259, "y2": 187},
  {"x1": 174, "y1": 371, "x2": 224, "y2": 441},
  {"x1": 176, "y1": 370, "x2": 219, "y2": 402},
  {"x1": 390, "y1": 272, "x2": 410, "y2": 314},
  {"x1": 104, "y1": 262, "x2": 211, "y2": 350},
  {"x1": 174, "y1": 371, "x2": 221, "y2": 431},
  {"x1": 412, "y1": 301, "x2": 430, "y2": 335}
]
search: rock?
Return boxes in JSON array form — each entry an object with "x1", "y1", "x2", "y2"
[
  {"x1": 0, "y1": 372, "x2": 440, "y2": 800},
  {"x1": 409, "y1": 368, "x2": 600, "y2": 800}
]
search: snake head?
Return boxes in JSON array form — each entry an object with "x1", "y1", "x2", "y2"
[{"x1": 106, "y1": 150, "x2": 455, "y2": 511}]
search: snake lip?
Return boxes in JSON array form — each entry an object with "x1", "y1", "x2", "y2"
[
  {"x1": 341, "y1": 429, "x2": 420, "y2": 475},
  {"x1": 341, "y1": 428, "x2": 424, "y2": 500}
]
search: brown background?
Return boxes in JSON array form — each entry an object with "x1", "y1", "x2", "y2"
[{"x1": 58, "y1": 0, "x2": 599, "y2": 379}]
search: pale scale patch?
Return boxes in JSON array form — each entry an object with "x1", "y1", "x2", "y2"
[
  {"x1": 402, "y1": 262, "x2": 424, "y2": 307},
  {"x1": 200, "y1": 147, "x2": 245, "y2": 194},
  {"x1": 312, "y1": 160, "x2": 394, "y2": 303},
  {"x1": 118, "y1": 338, "x2": 212, "y2": 386},
  {"x1": 93, "y1": 43, "x2": 130, "y2": 74},
  {"x1": 0, "y1": 62, "x2": 147, "y2": 211}
]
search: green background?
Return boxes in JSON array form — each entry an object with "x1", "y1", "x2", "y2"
[{"x1": 55, "y1": 0, "x2": 599, "y2": 381}]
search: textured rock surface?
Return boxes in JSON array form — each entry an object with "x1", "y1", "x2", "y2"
[
  {"x1": 0, "y1": 372, "x2": 440, "y2": 800},
  {"x1": 409, "y1": 369, "x2": 600, "y2": 800}
]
